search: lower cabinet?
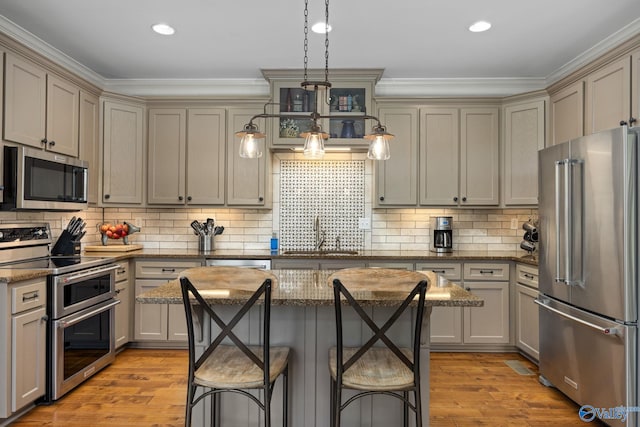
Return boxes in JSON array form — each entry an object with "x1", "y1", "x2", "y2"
[
  {"x1": 1, "y1": 278, "x2": 47, "y2": 420},
  {"x1": 114, "y1": 262, "x2": 131, "y2": 349},
  {"x1": 515, "y1": 264, "x2": 540, "y2": 360},
  {"x1": 419, "y1": 262, "x2": 511, "y2": 348},
  {"x1": 134, "y1": 260, "x2": 201, "y2": 343}
]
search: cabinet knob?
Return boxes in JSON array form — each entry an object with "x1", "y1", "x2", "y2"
[
  {"x1": 379, "y1": 196, "x2": 385, "y2": 201},
  {"x1": 41, "y1": 315, "x2": 49, "y2": 322},
  {"x1": 453, "y1": 196, "x2": 458, "y2": 202},
  {"x1": 187, "y1": 196, "x2": 192, "y2": 201},
  {"x1": 258, "y1": 196, "x2": 264, "y2": 202},
  {"x1": 178, "y1": 196, "x2": 184, "y2": 201},
  {"x1": 630, "y1": 117, "x2": 637, "y2": 125},
  {"x1": 465, "y1": 287, "x2": 471, "y2": 291},
  {"x1": 462, "y1": 197, "x2": 467, "y2": 202},
  {"x1": 104, "y1": 194, "x2": 110, "y2": 200},
  {"x1": 41, "y1": 138, "x2": 47, "y2": 144},
  {"x1": 621, "y1": 120, "x2": 628, "y2": 126},
  {"x1": 49, "y1": 140, "x2": 56, "y2": 146}
]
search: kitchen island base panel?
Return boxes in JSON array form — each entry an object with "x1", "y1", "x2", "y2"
[{"x1": 191, "y1": 305, "x2": 430, "y2": 427}]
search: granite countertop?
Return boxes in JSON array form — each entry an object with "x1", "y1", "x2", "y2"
[{"x1": 136, "y1": 267, "x2": 483, "y2": 308}]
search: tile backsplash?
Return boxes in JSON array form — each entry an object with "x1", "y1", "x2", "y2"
[{"x1": 0, "y1": 153, "x2": 537, "y2": 253}]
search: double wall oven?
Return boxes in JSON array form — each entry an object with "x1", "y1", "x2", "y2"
[{"x1": 0, "y1": 223, "x2": 119, "y2": 402}]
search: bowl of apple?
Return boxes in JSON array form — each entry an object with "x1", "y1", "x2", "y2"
[{"x1": 97, "y1": 221, "x2": 140, "y2": 245}]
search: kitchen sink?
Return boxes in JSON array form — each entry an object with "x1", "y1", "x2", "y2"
[{"x1": 282, "y1": 250, "x2": 359, "y2": 256}]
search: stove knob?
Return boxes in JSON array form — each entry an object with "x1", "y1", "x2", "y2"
[{"x1": 0, "y1": 231, "x2": 4, "y2": 239}]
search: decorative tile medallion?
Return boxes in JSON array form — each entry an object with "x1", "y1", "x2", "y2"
[{"x1": 280, "y1": 160, "x2": 365, "y2": 251}]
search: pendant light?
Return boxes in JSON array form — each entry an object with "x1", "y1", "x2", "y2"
[{"x1": 236, "y1": 0, "x2": 392, "y2": 160}]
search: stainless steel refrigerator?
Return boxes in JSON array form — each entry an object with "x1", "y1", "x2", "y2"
[{"x1": 537, "y1": 126, "x2": 638, "y2": 426}]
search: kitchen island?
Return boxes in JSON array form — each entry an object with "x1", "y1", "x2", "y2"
[{"x1": 137, "y1": 267, "x2": 481, "y2": 427}]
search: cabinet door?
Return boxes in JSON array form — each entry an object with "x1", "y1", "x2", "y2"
[
  {"x1": 187, "y1": 108, "x2": 226, "y2": 205},
  {"x1": 103, "y1": 100, "x2": 144, "y2": 204},
  {"x1": 585, "y1": 56, "x2": 631, "y2": 134},
  {"x1": 79, "y1": 91, "x2": 100, "y2": 204},
  {"x1": 134, "y1": 279, "x2": 168, "y2": 341},
  {"x1": 419, "y1": 108, "x2": 459, "y2": 205},
  {"x1": 115, "y1": 279, "x2": 130, "y2": 348},
  {"x1": 167, "y1": 304, "x2": 188, "y2": 342},
  {"x1": 463, "y1": 281, "x2": 510, "y2": 344},
  {"x1": 429, "y1": 306, "x2": 462, "y2": 344},
  {"x1": 46, "y1": 74, "x2": 79, "y2": 156},
  {"x1": 12, "y1": 307, "x2": 46, "y2": 411},
  {"x1": 374, "y1": 107, "x2": 418, "y2": 206},
  {"x1": 503, "y1": 99, "x2": 545, "y2": 205},
  {"x1": 460, "y1": 107, "x2": 500, "y2": 205},
  {"x1": 4, "y1": 53, "x2": 47, "y2": 148},
  {"x1": 227, "y1": 108, "x2": 268, "y2": 206},
  {"x1": 550, "y1": 81, "x2": 584, "y2": 146},
  {"x1": 148, "y1": 108, "x2": 186, "y2": 204},
  {"x1": 516, "y1": 284, "x2": 539, "y2": 360},
  {"x1": 632, "y1": 48, "x2": 640, "y2": 124}
]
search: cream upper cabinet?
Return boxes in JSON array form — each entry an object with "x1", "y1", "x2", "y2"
[
  {"x1": 503, "y1": 98, "x2": 545, "y2": 205},
  {"x1": 4, "y1": 53, "x2": 79, "y2": 156},
  {"x1": 147, "y1": 108, "x2": 187, "y2": 205},
  {"x1": 585, "y1": 56, "x2": 631, "y2": 134},
  {"x1": 102, "y1": 100, "x2": 145, "y2": 204},
  {"x1": 549, "y1": 80, "x2": 584, "y2": 146},
  {"x1": 459, "y1": 107, "x2": 500, "y2": 206},
  {"x1": 630, "y1": 47, "x2": 640, "y2": 126},
  {"x1": 187, "y1": 108, "x2": 226, "y2": 205},
  {"x1": 79, "y1": 91, "x2": 100, "y2": 204},
  {"x1": 419, "y1": 108, "x2": 459, "y2": 205},
  {"x1": 4, "y1": 54, "x2": 47, "y2": 148},
  {"x1": 226, "y1": 107, "x2": 270, "y2": 207},
  {"x1": 147, "y1": 108, "x2": 226, "y2": 205},
  {"x1": 374, "y1": 107, "x2": 418, "y2": 206}
]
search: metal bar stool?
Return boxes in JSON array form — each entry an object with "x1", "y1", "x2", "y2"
[
  {"x1": 180, "y1": 270, "x2": 290, "y2": 427},
  {"x1": 328, "y1": 268, "x2": 428, "y2": 427}
]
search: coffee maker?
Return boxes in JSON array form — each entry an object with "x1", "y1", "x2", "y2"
[{"x1": 430, "y1": 216, "x2": 453, "y2": 253}]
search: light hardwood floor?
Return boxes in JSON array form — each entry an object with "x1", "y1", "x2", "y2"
[{"x1": 9, "y1": 349, "x2": 599, "y2": 426}]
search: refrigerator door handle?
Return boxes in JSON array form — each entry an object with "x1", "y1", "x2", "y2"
[
  {"x1": 564, "y1": 159, "x2": 573, "y2": 284},
  {"x1": 567, "y1": 159, "x2": 584, "y2": 286},
  {"x1": 534, "y1": 299, "x2": 622, "y2": 337},
  {"x1": 555, "y1": 160, "x2": 565, "y2": 283}
]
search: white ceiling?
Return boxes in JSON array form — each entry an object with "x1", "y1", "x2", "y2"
[{"x1": 1, "y1": 0, "x2": 639, "y2": 96}]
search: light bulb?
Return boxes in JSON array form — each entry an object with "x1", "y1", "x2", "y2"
[
  {"x1": 303, "y1": 133, "x2": 325, "y2": 159},
  {"x1": 367, "y1": 135, "x2": 390, "y2": 160},
  {"x1": 239, "y1": 134, "x2": 263, "y2": 158}
]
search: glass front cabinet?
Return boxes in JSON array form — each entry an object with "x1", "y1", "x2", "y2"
[{"x1": 262, "y1": 69, "x2": 383, "y2": 149}]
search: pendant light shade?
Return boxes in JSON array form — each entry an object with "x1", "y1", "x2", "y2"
[
  {"x1": 364, "y1": 125, "x2": 393, "y2": 160},
  {"x1": 236, "y1": 124, "x2": 265, "y2": 158},
  {"x1": 300, "y1": 123, "x2": 329, "y2": 159}
]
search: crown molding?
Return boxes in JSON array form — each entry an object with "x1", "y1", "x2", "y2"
[
  {"x1": 103, "y1": 79, "x2": 271, "y2": 97},
  {"x1": 375, "y1": 78, "x2": 547, "y2": 97},
  {"x1": 545, "y1": 17, "x2": 640, "y2": 85},
  {"x1": 0, "y1": 15, "x2": 105, "y2": 88}
]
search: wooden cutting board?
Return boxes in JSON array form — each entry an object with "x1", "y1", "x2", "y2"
[{"x1": 84, "y1": 244, "x2": 143, "y2": 252}]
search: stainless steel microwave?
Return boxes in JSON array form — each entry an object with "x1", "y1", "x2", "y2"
[{"x1": 2, "y1": 146, "x2": 88, "y2": 211}]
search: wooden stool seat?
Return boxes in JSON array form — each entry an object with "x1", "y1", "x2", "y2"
[
  {"x1": 329, "y1": 347, "x2": 414, "y2": 391},
  {"x1": 195, "y1": 345, "x2": 290, "y2": 389}
]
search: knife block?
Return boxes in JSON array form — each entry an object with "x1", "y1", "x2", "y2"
[{"x1": 51, "y1": 230, "x2": 80, "y2": 256}]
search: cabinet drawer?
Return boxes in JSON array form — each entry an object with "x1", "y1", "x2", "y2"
[
  {"x1": 11, "y1": 280, "x2": 46, "y2": 314},
  {"x1": 416, "y1": 263, "x2": 462, "y2": 281},
  {"x1": 463, "y1": 263, "x2": 509, "y2": 281},
  {"x1": 135, "y1": 260, "x2": 201, "y2": 279},
  {"x1": 115, "y1": 263, "x2": 129, "y2": 283},
  {"x1": 516, "y1": 264, "x2": 538, "y2": 288}
]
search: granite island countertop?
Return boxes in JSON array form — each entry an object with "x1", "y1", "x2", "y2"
[{"x1": 136, "y1": 267, "x2": 483, "y2": 308}]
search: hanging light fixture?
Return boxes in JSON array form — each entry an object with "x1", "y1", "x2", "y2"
[{"x1": 236, "y1": 0, "x2": 393, "y2": 160}]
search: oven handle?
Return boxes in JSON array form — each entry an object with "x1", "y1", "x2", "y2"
[
  {"x1": 57, "y1": 299, "x2": 120, "y2": 329},
  {"x1": 57, "y1": 264, "x2": 120, "y2": 285}
]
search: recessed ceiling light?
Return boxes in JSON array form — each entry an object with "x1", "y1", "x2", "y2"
[
  {"x1": 469, "y1": 21, "x2": 491, "y2": 33},
  {"x1": 152, "y1": 23, "x2": 175, "y2": 35},
  {"x1": 311, "y1": 22, "x2": 332, "y2": 34}
]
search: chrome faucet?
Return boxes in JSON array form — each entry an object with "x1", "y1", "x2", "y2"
[{"x1": 313, "y1": 215, "x2": 325, "y2": 250}]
